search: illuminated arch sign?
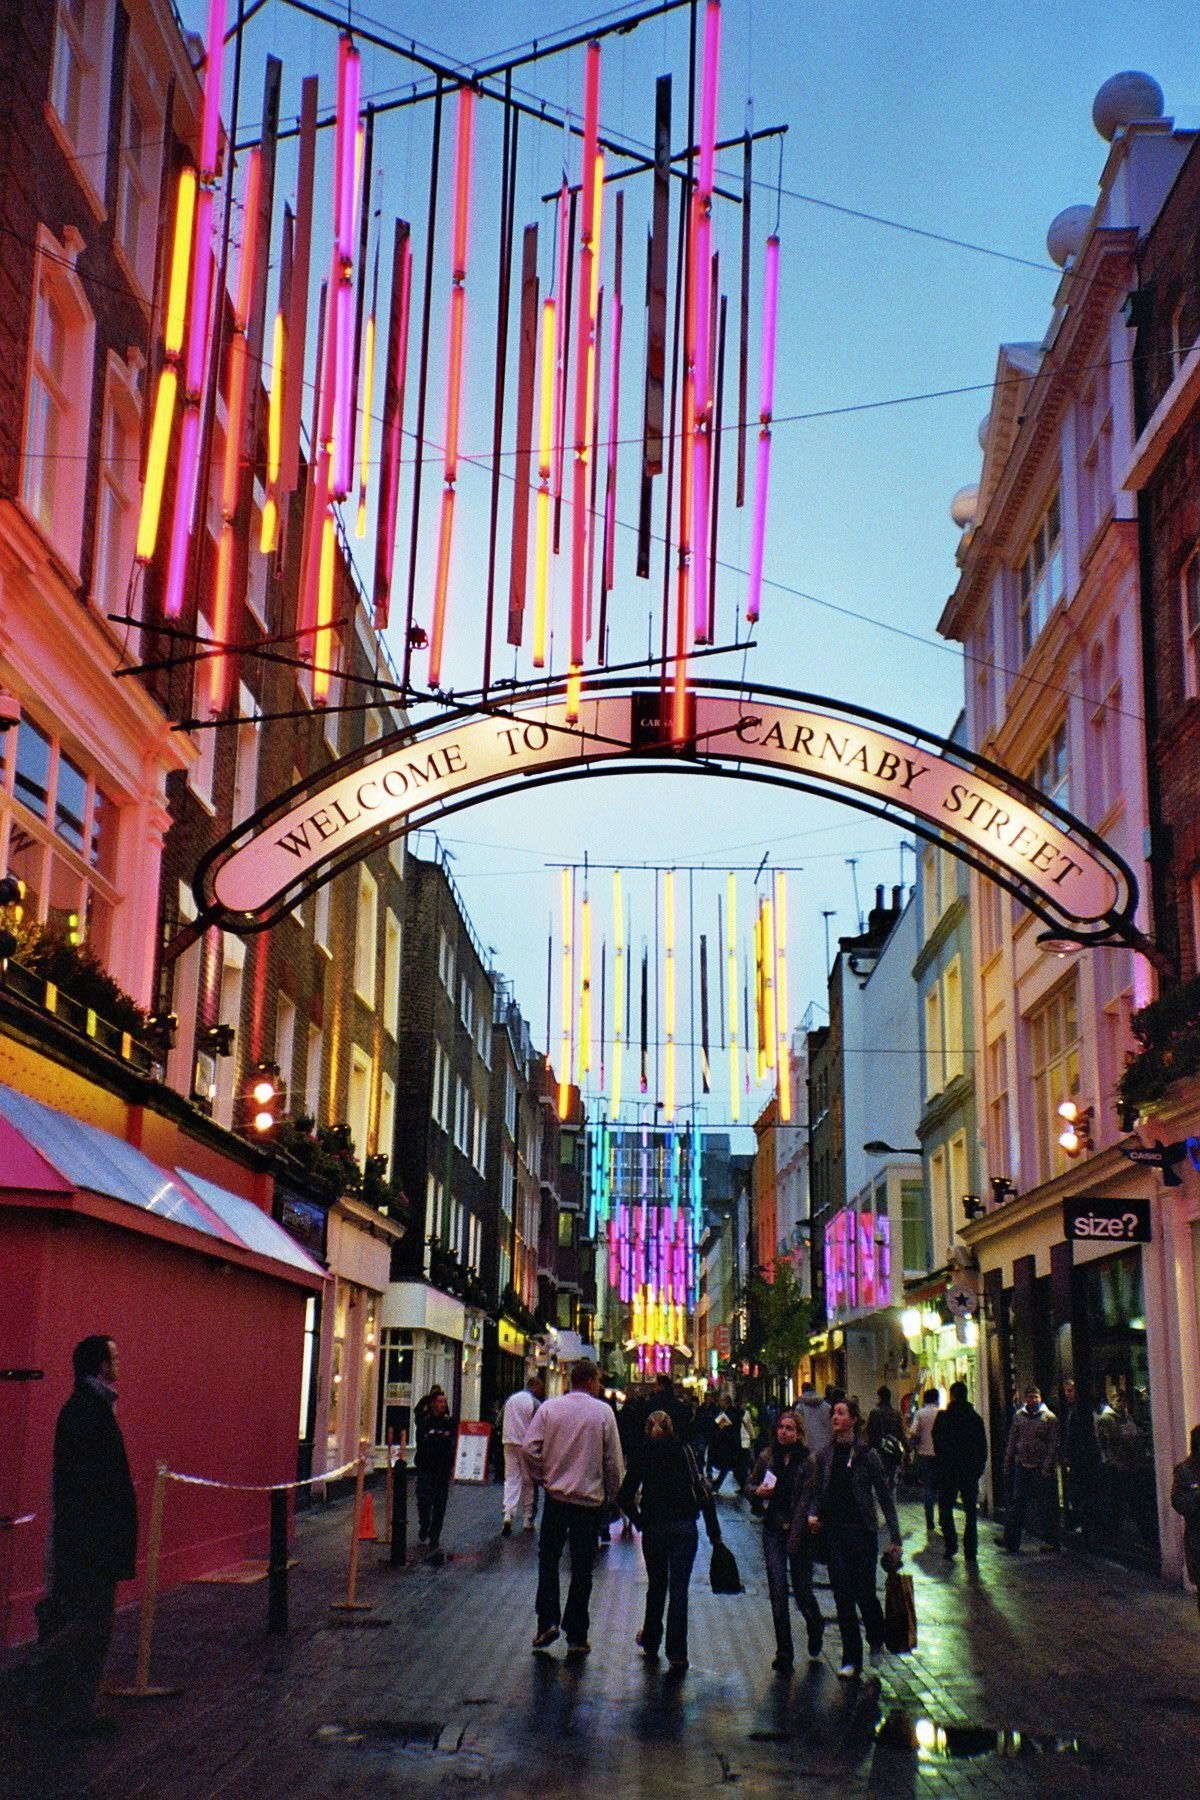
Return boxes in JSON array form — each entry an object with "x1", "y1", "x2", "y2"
[{"x1": 194, "y1": 679, "x2": 1139, "y2": 951}]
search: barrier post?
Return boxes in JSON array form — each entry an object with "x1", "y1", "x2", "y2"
[
  {"x1": 267, "y1": 1487, "x2": 289, "y2": 1634},
  {"x1": 390, "y1": 1431, "x2": 408, "y2": 1567},
  {"x1": 330, "y1": 1444, "x2": 372, "y2": 1611},
  {"x1": 383, "y1": 1429, "x2": 394, "y2": 1542},
  {"x1": 109, "y1": 1462, "x2": 178, "y2": 1697}
]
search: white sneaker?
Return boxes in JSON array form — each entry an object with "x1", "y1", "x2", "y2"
[{"x1": 837, "y1": 1663, "x2": 860, "y2": 1680}]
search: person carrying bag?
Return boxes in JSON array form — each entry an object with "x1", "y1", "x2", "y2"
[
  {"x1": 618, "y1": 1409, "x2": 720, "y2": 1671},
  {"x1": 748, "y1": 1409, "x2": 825, "y2": 1672}
]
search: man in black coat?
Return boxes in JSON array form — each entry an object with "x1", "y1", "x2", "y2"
[
  {"x1": 39, "y1": 1335, "x2": 138, "y2": 1735},
  {"x1": 932, "y1": 1379, "x2": 988, "y2": 1561}
]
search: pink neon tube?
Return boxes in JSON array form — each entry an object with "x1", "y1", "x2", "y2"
[
  {"x1": 698, "y1": 1, "x2": 722, "y2": 198},
  {"x1": 331, "y1": 277, "x2": 356, "y2": 498},
  {"x1": 746, "y1": 235, "x2": 780, "y2": 623},
  {"x1": 335, "y1": 38, "x2": 362, "y2": 263},
  {"x1": 163, "y1": 406, "x2": 200, "y2": 617},
  {"x1": 553, "y1": 180, "x2": 569, "y2": 510},
  {"x1": 692, "y1": 431, "x2": 712, "y2": 641},
  {"x1": 428, "y1": 86, "x2": 475, "y2": 688},
  {"x1": 184, "y1": 187, "x2": 215, "y2": 397},
  {"x1": 199, "y1": 0, "x2": 227, "y2": 177},
  {"x1": 570, "y1": 44, "x2": 601, "y2": 669}
]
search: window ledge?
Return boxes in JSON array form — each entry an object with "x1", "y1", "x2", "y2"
[
  {"x1": 186, "y1": 775, "x2": 217, "y2": 817},
  {"x1": 13, "y1": 497, "x2": 84, "y2": 594},
  {"x1": 42, "y1": 104, "x2": 108, "y2": 223},
  {"x1": 109, "y1": 237, "x2": 152, "y2": 318}
]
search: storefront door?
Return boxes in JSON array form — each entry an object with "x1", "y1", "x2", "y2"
[{"x1": 1074, "y1": 1248, "x2": 1158, "y2": 1564}]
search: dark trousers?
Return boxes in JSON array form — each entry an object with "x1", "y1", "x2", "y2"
[
  {"x1": 919, "y1": 1456, "x2": 938, "y2": 1531},
  {"x1": 35, "y1": 1579, "x2": 116, "y2": 1727},
  {"x1": 536, "y1": 1495, "x2": 601, "y2": 1644},
  {"x1": 938, "y1": 1476, "x2": 979, "y2": 1557},
  {"x1": 826, "y1": 1525, "x2": 885, "y2": 1671},
  {"x1": 762, "y1": 1525, "x2": 823, "y2": 1661},
  {"x1": 416, "y1": 1469, "x2": 450, "y2": 1545},
  {"x1": 1004, "y1": 1462, "x2": 1055, "y2": 1549},
  {"x1": 641, "y1": 1519, "x2": 699, "y2": 1662}
]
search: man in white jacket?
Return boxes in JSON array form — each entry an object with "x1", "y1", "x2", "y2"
[
  {"x1": 522, "y1": 1360, "x2": 624, "y2": 1655},
  {"x1": 500, "y1": 1373, "x2": 545, "y2": 1534}
]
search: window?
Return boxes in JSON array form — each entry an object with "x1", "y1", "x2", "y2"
[
  {"x1": 924, "y1": 984, "x2": 944, "y2": 1099},
  {"x1": 23, "y1": 231, "x2": 95, "y2": 571},
  {"x1": 1028, "y1": 980, "x2": 1080, "y2": 1181},
  {"x1": 231, "y1": 690, "x2": 260, "y2": 827},
  {"x1": 115, "y1": 52, "x2": 161, "y2": 295},
  {"x1": 474, "y1": 1109, "x2": 488, "y2": 1175},
  {"x1": 92, "y1": 356, "x2": 142, "y2": 611},
  {"x1": 1031, "y1": 720, "x2": 1070, "y2": 812},
  {"x1": 438, "y1": 927, "x2": 454, "y2": 993},
  {"x1": 505, "y1": 1063, "x2": 517, "y2": 1136},
  {"x1": 213, "y1": 934, "x2": 245, "y2": 1128},
  {"x1": 275, "y1": 994, "x2": 296, "y2": 1111},
  {"x1": 313, "y1": 880, "x2": 331, "y2": 953},
  {"x1": 1183, "y1": 552, "x2": 1200, "y2": 703},
  {"x1": 1018, "y1": 490, "x2": 1064, "y2": 659},
  {"x1": 354, "y1": 867, "x2": 378, "y2": 1006},
  {"x1": 1077, "y1": 364, "x2": 1112, "y2": 553},
  {"x1": 4, "y1": 714, "x2": 120, "y2": 966},
  {"x1": 383, "y1": 910, "x2": 401, "y2": 1037},
  {"x1": 986, "y1": 1033, "x2": 1010, "y2": 1176},
  {"x1": 943, "y1": 956, "x2": 964, "y2": 1083},
  {"x1": 377, "y1": 1074, "x2": 395, "y2": 1172},
  {"x1": 558, "y1": 1210, "x2": 574, "y2": 1248},
  {"x1": 901, "y1": 1179, "x2": 928, "y2": 1276},
  {"x1": 460, "y1": 974, "x2": 474, "y2": 1034},
  {"x1": 49, "y1": 0, "x2": 114, "y2": 201},
  {"x1": 348, "y1": 1047, "x2": 371, "y2": 1158},
  {"x1": 305, "y1": 1024, "x2": 324, "y2": 1123},
  {"x1": 1171, "y1": 295, "x2": 1194, "y2": 378},
  {"x1": 921, "y1": 847, "x2": 940, "y2": 937}
]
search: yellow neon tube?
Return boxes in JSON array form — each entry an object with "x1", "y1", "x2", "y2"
[
  {"x1": 774, "y1": 871, "x2": 791, "y2": 1121},
  {"x1": 356, "y1": 310, "x2": 375, "y2": 538},
  {"x1": 165, "y1": 166, "x2": 197, "y2": 358},
  {"x1": 136, "y1": 366, "x2": 178, "y2": 561},
  {"x1": 762, "y1": 896, "x2": 777, "y2": 1075},
  {"x1": 754, "y1": 906, "x2": 764, "y2": 1081},
  {"x1": 566, "y1": 665, "x2": 582, "y2": 722}
]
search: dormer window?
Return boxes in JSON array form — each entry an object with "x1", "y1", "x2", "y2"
[{"x1": 1018, "y1": 490, "x2": 1063, "y2": 659}]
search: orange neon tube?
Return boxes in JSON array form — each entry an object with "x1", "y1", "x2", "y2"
[
  {"x1": 207, "y1": 525, "x2": 234, "y2": 717},
  {"x1": 428, "y1": 487, "x2": 456, "y2": 687}
]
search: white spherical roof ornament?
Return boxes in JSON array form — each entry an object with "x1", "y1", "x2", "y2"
[
  {"x1": 977, "y1": 412, "x2": 991, "y2": 451},
  {"x1": 950, "y1": 485, "x2": 979, "y2": 531},
  {"x1": 1046, "y1": 205, "x2": 1093, "y2": 267},
  {"x1": 1092, "y1": 71, "x2": 1164, "y2": 142}
]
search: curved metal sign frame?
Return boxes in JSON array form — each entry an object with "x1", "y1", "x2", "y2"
[{"x1": 192, "y1": 678, "x2": 1141, "y2": 953}]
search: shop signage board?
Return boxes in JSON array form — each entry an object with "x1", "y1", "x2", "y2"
[
  {"x1": 453, "y1": 1420, "x2": 492, "y2": 1483},
  {"x1": 713, "y1": 1324, "x2": 731, "y2": 1357},
  {"x1": 1063, "y1": 1196, "x2": 1152, "y2": 1244}
]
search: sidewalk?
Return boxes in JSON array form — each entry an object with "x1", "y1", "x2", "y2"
[{"x1": 2, "y1": 1478, "x2": 1198, "y2": 1798}]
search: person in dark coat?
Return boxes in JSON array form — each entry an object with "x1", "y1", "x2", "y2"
[
  {"x1": 618, "y1": 1410, "x2": 721, "y2": 1670},
  {"x1": 932, "y1": 1380, "x2": 988, "y2": 1560},
  {"x1": 1171, "y1": 1424, "x2": 1200, "y2": 1619},
  {"x1": 707, "y1": 1392, "x2": 742, "y2": 1493},
  {"x1": 1059, "y1": 1378, "x2": 1101, "y2": 1547},
  {"x1": 802, "y1": 1399, "x2": 902, "y2": 1680},
  {"x1": 867, "y1": 1385, "x2": 909, "y2": 1492},
  {"x1": 38, "y1": 1335, "x2": 138, "y2": 1736},
  {"x1": 414, "y1": 1390, "x2": 456, "y2": 1549},
  {"x1": 747, "y1": 1410, "x2": 825, "y2": 1671}
]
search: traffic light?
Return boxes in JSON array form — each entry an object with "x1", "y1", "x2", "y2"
[
  {"x1": 1057, "y1": 1099, "x2": 1093, "y2": 1157},
  {"x1": 246, "y1": 1062, "x2": 282, "y2": 1135}
]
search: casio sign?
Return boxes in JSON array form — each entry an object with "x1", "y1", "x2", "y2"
[{"x1": 1063, "y1": 1197, "x2": 1151, "y2": 1245}]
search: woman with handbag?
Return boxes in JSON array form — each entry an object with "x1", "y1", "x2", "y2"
[
  {"x1": 747, "y1": 1410, "x2": 824, "y2": 1672},
  {"x1": 618, "y1": 1409, "x2": 720, "y2": 1671},
  {"x1": 804, "y1": 1398, "x2": 903, "y2": 1680}
]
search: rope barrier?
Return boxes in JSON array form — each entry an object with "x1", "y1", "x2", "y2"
[{"x1": 160, "y1": 1457, "x2": 362, "y2": 1493}]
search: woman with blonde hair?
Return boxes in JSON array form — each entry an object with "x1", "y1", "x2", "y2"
[{"x1": 618, "y1": 1409, "x2": 721, "y2": 1671}]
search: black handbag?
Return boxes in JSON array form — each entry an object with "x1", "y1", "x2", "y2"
[{"x1": 709, "y1": 1540, "x2": 744, "y2": 1594}]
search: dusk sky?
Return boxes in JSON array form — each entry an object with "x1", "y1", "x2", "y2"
[{"x1": 184, "y1": 1, "x2": 1200, "y2": 1142}]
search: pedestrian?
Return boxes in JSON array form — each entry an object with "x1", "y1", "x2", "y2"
[
  {"x1": 1000, "y1": 1383, "x2": 1059, "y2": 1552},
  {"x1": 747, "y1": 1410, "x2": 825, "y2": 1671},
  {"x1": 737, "y1": 1402, "x2": 756, "y2": 1492},
  {"x1": 523, "y1": 1358, "x2": 625, "y2": 1656},
  {"x1": 1059, "y1": 1378, "x2": 1101, "y2": 1547},
  {"x1": 1170, "y1": 1424, "x2": 1200, "y2": 1620},
  {"x1": 707, "y1": 1391, "x2": 741, "y2": 1493},
  {"x1": 910, "y1": 1387, "x2": 942, "y2": 1534},
  {"x1": 932, "y1": 1380, "x2": 987, "y2": 1560},
  {"x1": 36, "y1": 1335, "x2": 137, "y2": 1737},
  {"x1": 618, "y1": 1409, "x2": 721, "y2": 1671},
  {"x1": 414, "y1": 1390, "x2": 456, "y2": 1550},
  {"x1": 652, "y1": 1372, "x2": 693, "y2": 1443},
  {"x1": 413, "y1": 1382, "x2": 445, "y2": 1441},
  {"x1": 867, "y1": 1385, "x2": 909, "y2": 1493},
  {"x1": 803, "y1": 1398, "x2": 903, "y2": 1681},
  {"x1": 500, "y1": 1372, "x2": 545, "y2": 1535},
  {"x1": 798, "y1": 1382, "x2": 833, "y2": 1457}
]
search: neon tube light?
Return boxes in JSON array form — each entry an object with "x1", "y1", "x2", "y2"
[
  {"x1": 580, "y1": 890, "x2": 592, "y2": 1075},
  {"x1": 727, "y1": 873, "x2": 740, "y2": 1123},
  {"x1": 356, "y1": 307, "x2": 375, "y2": 537},
  {"x1": 611, "y1": 869, "x2": 624, "y2": 1121},
  {"x1": 261, "y1": 307, "x2": 285, "y2": 552},
  {"x1": 137, "y1": 366, "x2": 178, "y2": 561},
  {"x1": 163, "y1": 406, "x2": 199, "y2": 617},
  {"x1": 603, "y1": 288, "x2": 621, "y2": 591},
  {"x1": 164, "y1": 166, "x2": 196, "y2": 358},
  {"x1": 559, "y1": 867, "x2": 573, "y2": 1119},
  {"x1": 373, "y1": 223, "x2": 412, "y2": 628},
  {"x1": 429, "y1": 85, "x2": 475, "y2": 689},
  {"x1": 774, "y1": 870, "x2": 791, "y2": 1121},
  {"x1": 762, "y1": 895, "x2": 777, "y2": 1074},
  {"x1": 199, "y1": 0, "x2": 227, "y2": 178},
  {"x1": 533, "y1": 296, "x2": 555, "y2": 666},
  {"x1": 747, "y1": 234, "x2": 780, "y2": 623},
  {"x1": 664, "y1": 869, "x2": 676, "y2": 1122},
  {"x1": 138, "y1": 164, "x2": 196, "y2": 564},
  {"x1": 570, "y1": 43, "x2": 601, "y2": 671},
  {"x1": 314, "y1": 512, "x2": 336, "y2": 702}
]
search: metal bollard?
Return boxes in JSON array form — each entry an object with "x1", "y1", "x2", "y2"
[
  {"x1": 268, "y1": 1487, "x2": 289, "y2": 1634},
  {"x1": 391, "y1": 1450, "x2": 409, "y2": 1567}
]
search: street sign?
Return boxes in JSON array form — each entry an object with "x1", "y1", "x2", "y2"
[
  {"x1": 713, "y1": 1325, "x2": 731, "y2": 1357},
  {"x1": 453, "y1": 1421, "x2": 492, "y2": 1483},
  {"x1": 1063, "y1": 1196, "x2": 1152, "y2": 1244}
]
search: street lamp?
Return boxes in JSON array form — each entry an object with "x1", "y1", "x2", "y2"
[{"x1": 863, "y1": 1140, "x2": 921, "y2": 1156}]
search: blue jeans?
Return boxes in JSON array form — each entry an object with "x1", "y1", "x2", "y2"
[
  {"x1": 762, "y1": 1525, "x2": 824, "y2": 1661},
  {"x1": 641, "y1": 1519, "x2": 699, "y2": 1661},
  {"x1": 919, "y1": 1456, "x2": 938, "y2": 1530},
  {"x1": 537, "y1": 1495, "x2": 601, "y2": 1644},
  {"x1": 825, "y1": 1525, "x2": 885, "y2": 1671}
]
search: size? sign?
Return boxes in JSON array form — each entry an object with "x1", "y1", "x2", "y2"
[{"x1": 1063, "y1": 1197, "x2": 1151, "y2": 1244}]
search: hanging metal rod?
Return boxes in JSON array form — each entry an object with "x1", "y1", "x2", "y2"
[
  {"x1": 540, "y1": 122, "x2": 787, "y2": 204},
  {"x1": 546, "y1": 862, "x2": 807, "y2": 873}
]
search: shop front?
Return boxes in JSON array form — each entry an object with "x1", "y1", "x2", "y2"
[
  {"x1": 377, "y1": 1280, "x2": 466, "y2": 1446},
  {"x1": 314, "y1": 1197, "x2": 406, "y2": 1476}
]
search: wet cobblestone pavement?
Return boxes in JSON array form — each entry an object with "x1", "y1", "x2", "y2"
[{"x1": 3, "y1": 1480, "x2": 1198, "y2": 1797}]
